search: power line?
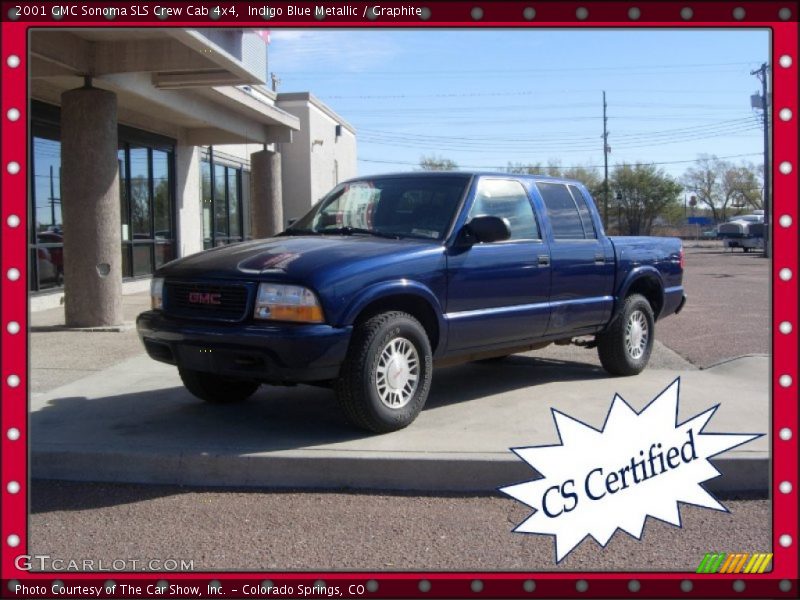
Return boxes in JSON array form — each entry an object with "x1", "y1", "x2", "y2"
[
  {"x1": 321, "y1": 88, "x2": 751, "y2": 100},
  {"x1": 285, "y1": 61, "x2": 758, "y2": 76},
  {"x1": 358, "y1": 124, "x2": 761, "y2": 154},
  {"x1": 357, "y1": 117, "x2": 759, "y2": 145},
  {"x1": 357, "y1": 152, "x2": 762, "y2": 171}
]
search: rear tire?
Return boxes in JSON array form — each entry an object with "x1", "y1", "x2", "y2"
[
  {"x1": 178, "y1": 368, "x2": 260, "y2": 404},
  {"x1": 335, "y1": 311, "x2": 433, "y2": 433},
  {"x1": 596, "y1": 294, "x2": 655, "y2": 376}
]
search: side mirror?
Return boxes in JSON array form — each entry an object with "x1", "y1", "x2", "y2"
[{"x1": 460, "y1": 215, "x2": 511, "y2": 245}]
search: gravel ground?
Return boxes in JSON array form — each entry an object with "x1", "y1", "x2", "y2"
[
  {"x1": 30, "y1": 481, "x2": 770, "y2": 572},
  {"x1": 656, "y1": 244, "x2": 770, "y2": 367}
]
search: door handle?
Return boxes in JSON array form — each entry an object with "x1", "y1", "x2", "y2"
[
  {"x1": 538, "y1": 255, "x2": 550, "y2": 267},
  {"x1": 594, "y1": 254, "x2": 605, "y2": 265}
]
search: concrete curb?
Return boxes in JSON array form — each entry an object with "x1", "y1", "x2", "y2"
[
  {"x1": 32, "y1": 449, "x2": 769, "y2": 494},
  {"x1": 30, "y1": 354, "x2": 770, "y2": 495}
]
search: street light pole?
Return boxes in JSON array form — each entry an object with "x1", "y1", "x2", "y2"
[
  {"x1": 602, "y1": 91, "x2": 609, "y2": 230},
  {"x1": 751, "y1": 62, "x2": 769, "y2": 257}
]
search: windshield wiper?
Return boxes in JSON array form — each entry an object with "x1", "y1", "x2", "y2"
[{"x1": 321, "y1": 227, "x2": 400, "y2": 239}]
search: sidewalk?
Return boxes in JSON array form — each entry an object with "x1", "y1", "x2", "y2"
[{"x1": 30, "y1": 341, "x2": 769, "y2": 493}]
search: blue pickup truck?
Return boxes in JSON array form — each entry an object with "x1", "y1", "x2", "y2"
[{"x1": 137, "y1": 172, "x2": 685, "y2": 432}]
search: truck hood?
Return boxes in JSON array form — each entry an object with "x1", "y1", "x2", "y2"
[{"x1": 156, "y1": 235, "x2": 440, "y2": 284}]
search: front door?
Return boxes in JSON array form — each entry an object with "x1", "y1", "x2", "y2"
[{"x1": 445, "y1": 178, "x2": 551, "y2": 352}]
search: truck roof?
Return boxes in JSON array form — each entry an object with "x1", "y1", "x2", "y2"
[{"x1": 342, "y1": 171, "x2": 586, "y2": 186}]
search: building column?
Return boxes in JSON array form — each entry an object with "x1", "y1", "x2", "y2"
[
  {"x1": 60, "y1": 84, "x2": 123, "y2": 327},
  {"x1": 250, "y1": 148, "x2": 283, "y2": 238}
]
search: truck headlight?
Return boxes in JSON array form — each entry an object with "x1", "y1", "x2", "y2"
[
  {"x1": 151, "y1": 277, "x2": 164, "y2": 310},
  {"x1": 254, "y1": 283, "x2": 324, "y2": 323}
]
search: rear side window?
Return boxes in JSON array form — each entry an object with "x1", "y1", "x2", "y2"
[
  {"x1": 537, "y1": 182, "x2": 585, "y2": 240},
  {"x1": 469, "y1": 179, "x2": 540, "y2": 240},
  {"x1": 568, "y1": 185, "x2": 597, "y2": 239}
]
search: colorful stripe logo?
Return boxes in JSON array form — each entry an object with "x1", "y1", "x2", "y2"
[{"x1": 696, "y1": 552, "x2": 773, "y2": 574}]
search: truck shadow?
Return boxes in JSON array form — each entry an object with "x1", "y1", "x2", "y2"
[
  {"x1": 30, "y1": 356, "x2": 607, "y2": 476},
  {"x1": 26, "y1": 357, "x2": 615, "y2": 510}
]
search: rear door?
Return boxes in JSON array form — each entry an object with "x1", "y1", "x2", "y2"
[
  {"x1": 534, "y1": 181, "x2": 614, "y2": 335},
  {"x1": 445, "y1": 177, "x2": 551, "y2": 352}
]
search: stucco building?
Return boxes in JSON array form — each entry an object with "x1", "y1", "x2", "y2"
[{"x1": 28, "y1": 28, "x2": 356, "y2": 324}]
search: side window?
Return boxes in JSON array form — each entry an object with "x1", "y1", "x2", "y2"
[
  {"x1": 568, "y1": 185, "x2": 597, "y2": 239},
  {"x1": 537, "y1": 182, "x2": 585, "y2": 240},
  {"x1": 468, "y1": 179, "x2": 540, "y2": 241}
]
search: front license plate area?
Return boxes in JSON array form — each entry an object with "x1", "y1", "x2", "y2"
[{"x1": 176, "y1": 345, "x2": 217, "y2": 372}]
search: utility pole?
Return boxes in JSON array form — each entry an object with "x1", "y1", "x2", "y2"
[
  {"x1": 602, "y1": 91, "x2": 609, "y2": 230},
  {"x1": 751, "y1": 62, "x2": 769, "y2": 257}
]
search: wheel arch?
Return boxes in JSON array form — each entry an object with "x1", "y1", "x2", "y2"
[
  {"x1": 614, "y1": 267, "x2": 665, "y2": 322},
  {"x1": 339, "y1": 282, "x2": 445, "y2": 354}
]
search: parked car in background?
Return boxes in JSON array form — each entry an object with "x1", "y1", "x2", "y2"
[
  {"x1": 717, "y1": 210, "x2": 765, "y2": 252},
  {"x1": 138, "y1": 172, "x2": 686, "y2": 432}
]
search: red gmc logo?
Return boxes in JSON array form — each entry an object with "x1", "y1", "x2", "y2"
[{"x1": 188, "y1": 292, "x2": 222, "y2": 305}]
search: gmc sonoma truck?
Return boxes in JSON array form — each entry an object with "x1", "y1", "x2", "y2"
[{"x1": 137, "y1": 172, "x2": 686, "y2": 432}]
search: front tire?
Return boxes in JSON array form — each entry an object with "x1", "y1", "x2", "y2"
[
  {"x1": 179, "y1": 368, "x2": 260, "y2": 404},
  {"x1": 335, "y1": 311, "x2": 433, "y2": 433},
  {"x1": 596, "y1": 294, "x2": 655, "y2": 376}
]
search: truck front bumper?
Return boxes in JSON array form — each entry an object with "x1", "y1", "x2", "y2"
[{"x1": 136, "y1": 311, "x2": 352, "y2": 383}]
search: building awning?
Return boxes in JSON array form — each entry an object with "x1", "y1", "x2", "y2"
[{"x1": 30, "y1": 29, "x2": 299, "y2": 144}]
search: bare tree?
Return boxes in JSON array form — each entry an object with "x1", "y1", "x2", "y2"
[
  {"x1": 419, "y1": 155, "x2": 458, "y2": 171},
  {"x1": 682, "y1": 155, "x2": 763, "y2": 222}
]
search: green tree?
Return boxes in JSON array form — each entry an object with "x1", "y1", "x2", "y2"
[
  {"x1": 611, "y1": 163, "x2": 682, "y2": 236},
  {"x1": 506, "y1": 162, "x2": 604, "y2": 201},
  {"x1": 723, "y1": 163, "x2": 762, "y2": 212},
  {"x1": 561, "y1": 165, "x2": 604, "y2": 200},
  {"x1": 419, "y1": 155, "x2": 458, "y2": 171}
]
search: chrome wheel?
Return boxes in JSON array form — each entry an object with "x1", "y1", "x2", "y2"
[
  {"x1": 375, "y1": 337, "x2": 420, "y2": 409},
  {"x1": 624, "y1": 310, "x2": 649, "y2": 360}
]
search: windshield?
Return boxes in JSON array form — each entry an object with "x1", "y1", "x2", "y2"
[{"x1": 287, "y1": 176, "x2": 471, "y2": 240}]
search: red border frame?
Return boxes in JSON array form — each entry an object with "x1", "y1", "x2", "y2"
[{"x1": 1, "y1": 2, "x2": 798, "y2": 598}]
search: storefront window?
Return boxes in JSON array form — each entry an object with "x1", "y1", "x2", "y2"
[
  {"x1": 201, "y1": 156, "x2": 245, "y2": 248},
  {"x1": 29, "y1": 101, "x2": 176, "y2": 291},
  {"x1": 120, "y1": 144, "x2": 176, "y2": 277},
  {"x1": 31, "y1": 135, "x2": 64, "y2": 291}
]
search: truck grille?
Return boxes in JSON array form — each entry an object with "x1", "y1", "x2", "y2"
[{"x1": 164, "y1": 281, "x2": 251, "y2": 322}]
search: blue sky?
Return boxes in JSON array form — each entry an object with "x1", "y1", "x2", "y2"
[{"x1": 268, "y1": 29, "x2": 769, "y2": 181}]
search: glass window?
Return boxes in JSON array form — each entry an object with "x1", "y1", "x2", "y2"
[
  {"x1": 31, "y1": 136, "x2": 64, "y2": 290},
  {"x1": 469, "y1": 179, "x2": 539, "y2": 240},
  {"x1": 132, "y1": 244, "x2": 153, "y2": 276},
  {"x1": 129, "y1": 147, "x2": 151, "y2": 239},
  {"x1": 569, "y1": 185, "x2": 597, "y2": 239},
  {"x1": 213, "y1": 164, "x2": 228, "y2": 245},
  {"x1": 30, "y1": 101, "x2": 176, "y2": 290},
  {"x1": 538, "y1": 182, "x2": 586, "y2": 240},
  {"x1": 201, "y1": 157, "x2": 246, "y2": 247},
  {"x1": 120, "y1": 143, "x2": 175, "y2": 276},
  {"x1": 290, "y1": 175, "x2": 470, "y2": 240},
  {"x1": 228, "y1": 168, "x2": 240, "y2": 239},
  {"x1": 201, "y1": 160, "x2": 213, "y2": 249},
  {"x1": 118, "y1": 149, "x2": 129, "y2": 240},
  {"x1": 153, "y1": 150, "x2": 171, "y2": 237}
]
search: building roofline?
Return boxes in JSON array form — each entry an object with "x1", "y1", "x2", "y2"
[{"x1": 276, "y1": 91, "x2": 356, "y2": 134}]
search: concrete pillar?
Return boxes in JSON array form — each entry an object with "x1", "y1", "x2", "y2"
[
  {"x1": 61, "y1": 86, "x2": 123, "y2": 327},
  {"x1": 250, "y1": 149, "x2": 283, "y2": 238},
  {"x1": 174, "y1": 140, "x2": 203, "y2": 257}
]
